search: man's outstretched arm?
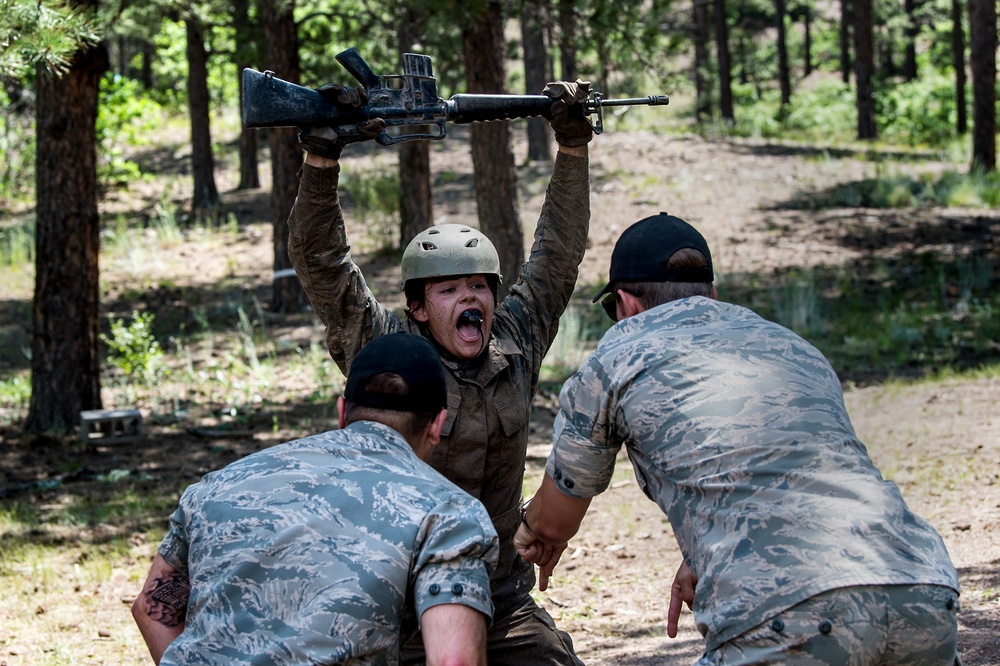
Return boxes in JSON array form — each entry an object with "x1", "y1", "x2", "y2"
[
  {"x1": 513, "y1": 472, "x2": 592, "y2": 590},
  {"x1": 131, "y1": 554, "x2": 189, "y2": 664},
  {"x1": 421, "y1": 603, "x2": 488, "y2": 666}
]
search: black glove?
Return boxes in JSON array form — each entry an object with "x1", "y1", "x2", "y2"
[
  {"x1": 298, "y1": 83, "x2": 384, "y2": 160},
  {"x1": 298, "y1": 120, "x2": 386, "y2": 160},
  {"x1": 316, "y1": 83, "x2": 367, "y2": 108},
  {"x1": 543, "y1": 79, "x2": 594, "y2": 147}
]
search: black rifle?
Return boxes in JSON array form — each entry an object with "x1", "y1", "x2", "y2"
[{"x1": 241, "y1": 47, "x2": 669, "y2": 146}]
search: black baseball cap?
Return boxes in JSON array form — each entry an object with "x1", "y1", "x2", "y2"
[
  {"x1": 592, "y1": 212, "x2": 714, "y2": 306},
  {"x1": 344, "y1": 333, "x2": 448, "y2": 413}
]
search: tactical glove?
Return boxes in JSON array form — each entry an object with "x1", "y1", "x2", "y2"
[
  {"x1": 298, "y1": 83, "x2": 384, "y2": 160},
  {"x1": 543, "y1": 79, "x2": 594, "y2": 147},
  {"x1": 316, "y1": 83, "x2": 368, "y2": 108}
]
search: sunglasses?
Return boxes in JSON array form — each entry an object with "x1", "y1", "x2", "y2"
[
  {"x1": 599, "y1": 292, "x2": 617, "y2": 321},
  {"x1": 600, "y1": 287, "x2": 640, "y2": 322}
]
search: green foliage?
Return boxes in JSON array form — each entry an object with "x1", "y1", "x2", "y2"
[
  {"x1": 722, "y1": 252, "x2": 1000, "y2": 382},
  {"x1": 0, "y1": 0, "x2": 102, "y2": 78},
  {"x1": 781, "y1": 80, "x2": 857, "y2": 140},
  {"x1": 100, "y1": 310, "x2": 166, "y2": 386},
  {"x1": 574, "y1": 0, "x2": 685, "y2": 96},
  {"x1": 878, "y1": 71, "x2": 962, "y2": 147},
  {"x1": 0, "y1": 216, "x2": 34, "y2": 267},
  {"x1": 786, "y1": 167, "x2": 1000, "y2": 210},
  {"x1": 97, "y1": 73, "x2": 162, "y2": 187},
  {"x1": 724, "y1": 79, "x2": 857, "y2": 142},
  {"x1": 540, "y1": 302, "x2": 614, "y2": 383},
  {"x1": 0, "y1": 374, "x2": 31, "y2": 414},
  {"x1": 0, "y1": 89, "x2": 35, "y2": 209},
  {"x1": 339, "y1": 167, "x2": 401, "y2": 252},
  {"x1": 147, "y1": 19, "x2": 188, "y2": 107}
]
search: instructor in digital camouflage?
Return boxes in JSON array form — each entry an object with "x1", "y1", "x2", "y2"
[
  {"x1": 515, "y1": 213, "x2": 961, "y2": 665},
  {"x1": 132, "y1": 333, "x2": 499, "y2": 665},
  {"x1": 287, "y1": 81, "x2": 592, "y2": 664}
]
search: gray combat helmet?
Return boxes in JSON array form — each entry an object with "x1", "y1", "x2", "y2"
[{"x1": 400, "y1": 224, "x2": 503, "y2": 288}]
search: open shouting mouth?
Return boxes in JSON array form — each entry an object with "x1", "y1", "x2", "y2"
[{"x1": 457, "y1": 309, "x2": 484, "y2": 342}]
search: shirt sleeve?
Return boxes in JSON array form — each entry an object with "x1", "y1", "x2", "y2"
[
  {"x1": 545, "y1": 351, "x2": 623, "y2": 499},
  {"x1": 494, "y1": 152, "x2": 590, "y2": 377},
  {"x1": 157, "y1": 501, "x2": 190, "y2": 577},
  {"x1": 411, "y1": 493, "x2": 499, "y2": 623},
  {"x1": 286, "y1": 163, "x2": 405, "y2": 374}
]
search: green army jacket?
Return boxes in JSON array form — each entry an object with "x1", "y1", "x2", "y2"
[{"x1": 287, "y1": 153, "x2": 590, "y2": 602}]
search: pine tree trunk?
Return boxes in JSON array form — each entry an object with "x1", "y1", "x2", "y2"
[
  {"x1": 854, "y1": 0, "x2": 877, "y2": 140},
  {"x1": 186, "y1": 19, "x2": 220, "y2": 211},
  {"x1": 397, "y1": 5, "x2": 433, "y2": 249},
  {"x1": 803, "y1": 6, "x2": 813, "y2": 76},
  {"x1": 776, "y1": 0, "x2": 791, "y2": 107},
  {"x1": 234, "y1": 0, "x2": 260, "y2": 190},
  {"x1": 262, "y1": 0, "x2": 308, "y2": 312},
  {"x1": 840, "y1": 0, "x2": 852, "y2": 84},
  {"x1": 521, "y1": 0, "x2": 552, "y2": 162},
  {"x1": 140, "y1": 39, "x2": 154, "y2": 90},
  {"x1": 951, "y1": 0, "x2": 967, "y2": 134},
  {"x1": 714, "y1": 0, "x2": 734, "y2": 121},
  {"x1": 557, "y1": 0, "x2": 578, "y2": 80},
  {"x1": 26, "y1": 42, "x2": 109, "y2": 434},
  {"x1": 903, "y1": 0, "x2": 919, "y2": 81},
  {"x1": 693, "y1": 0, "x2": 712, "y2": 121},
  {"x1": 968, "y1": 0, "x2": 997, "y2": 170},
  {"x1": 462, "y1": 1, "x2": 523, "y2": 298}
]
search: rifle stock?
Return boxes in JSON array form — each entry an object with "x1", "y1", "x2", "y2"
[{"x1": 241, "y1": 69, "x2": 367, "y2": 130}]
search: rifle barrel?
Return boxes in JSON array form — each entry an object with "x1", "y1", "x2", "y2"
[{"x1": 594, "y1": 95, "x2": 670, "y2": 108}]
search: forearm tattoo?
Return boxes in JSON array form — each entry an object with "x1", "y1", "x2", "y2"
[{"x1": 144, "y1": 572, "x2": 190, "y2": 627}]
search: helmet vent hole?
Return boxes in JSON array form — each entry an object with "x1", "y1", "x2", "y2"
[
  {"x1": 427, "y1": 229, "x2": 441, "y2": 235},
  {"x1": 465, "y1": 239, "x2": 479, "y2": 248},
  {"x1": 420, "y1": 242, "x2": 438, "y2": 251}
]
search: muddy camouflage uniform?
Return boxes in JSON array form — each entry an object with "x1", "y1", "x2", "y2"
[
  {"x1": 156, "y1": 421, "x2": 498, "y2": 665},
  {"x1": 547, "y1": 296, "x2": 960, "y2": 664},
  {"x1": 287, "y1": 154, "x2": 589, "y2": 664}
]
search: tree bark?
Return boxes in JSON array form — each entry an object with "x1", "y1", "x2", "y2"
[
  {"x1": 803, "y1": 5, "x2": 812, "y2": 76},
  {"x1": 140, "y1": 39, "x2": 154, "y2": 90},
  {"x1": 853, "y1": 0, "x2": 876, "y2": 140},
  {"x1": 839, "y1": 0, "x2": 852, "y2": 84},
  {"x1": 26, "y1": 41, "x2": 109, "y2": 433},
  {"x1": 521, "y1": 0, "x2": 552, "y2": 162},
  {"x1": 397, "y1": 4, "x2": 433, "y2": 249},
  {"x1": 462, "y1": 1, "x2": 523, "y2": 298},
  {"x1": 261, "y1": 0, "x2": 308, "y2": 312},
  {"x1": 714, "y1": 0, "x2": 734, "y2": 122},
  {"x1": 233, "y1": 0, "x2": 260, "y2": 190},
  {"x1": 185, "y1": 19, "x2": 220, "y2": 210},
  {"x1": 968, "y1": 0, "x2": 996, "y2": 170},
  {"x1": 903, "y1": 0, "x2": 919, "y2": 81},
  {"x1": 951, "y1": 0, "x2": 967, "y2": 134},
  {"x1": 776, "y1": 0, "x2": 791, "y2": 107},
  {"x1": 693, "y1": 0, "x2": 712, "y2": 121},
  {"x1": 557, "y1": 0, "x2": 578, "y2": 80}
]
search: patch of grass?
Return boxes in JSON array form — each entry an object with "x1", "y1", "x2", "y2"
[
  {"x1": 0, "y1": 215, "x2": 34, "y2": 266},
  {"x1": 721, "y1": 251, "x2": 1000, "y2": 383},
  {"x1": 0, "y1": 372, "x2": 30, "y2": 414},
  {"x1": 541, "y1": 303, "x2": 594, "y2": 382},
  {"x1": 785, "y1": 167, "x2": 1000, "y2": 210}
]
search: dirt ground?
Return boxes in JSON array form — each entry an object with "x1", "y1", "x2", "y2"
[{"x1": 2, "y1": 129, "x2": 999, "y2": 664}]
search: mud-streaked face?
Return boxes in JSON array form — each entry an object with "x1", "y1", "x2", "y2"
[{"x1": 410, "y1": 275, "x2": 495, "y2": 360}]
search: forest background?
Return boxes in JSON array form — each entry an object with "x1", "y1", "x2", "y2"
[{"x1": 1, "y1": 0, "x2": 999, "y2": 663}]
